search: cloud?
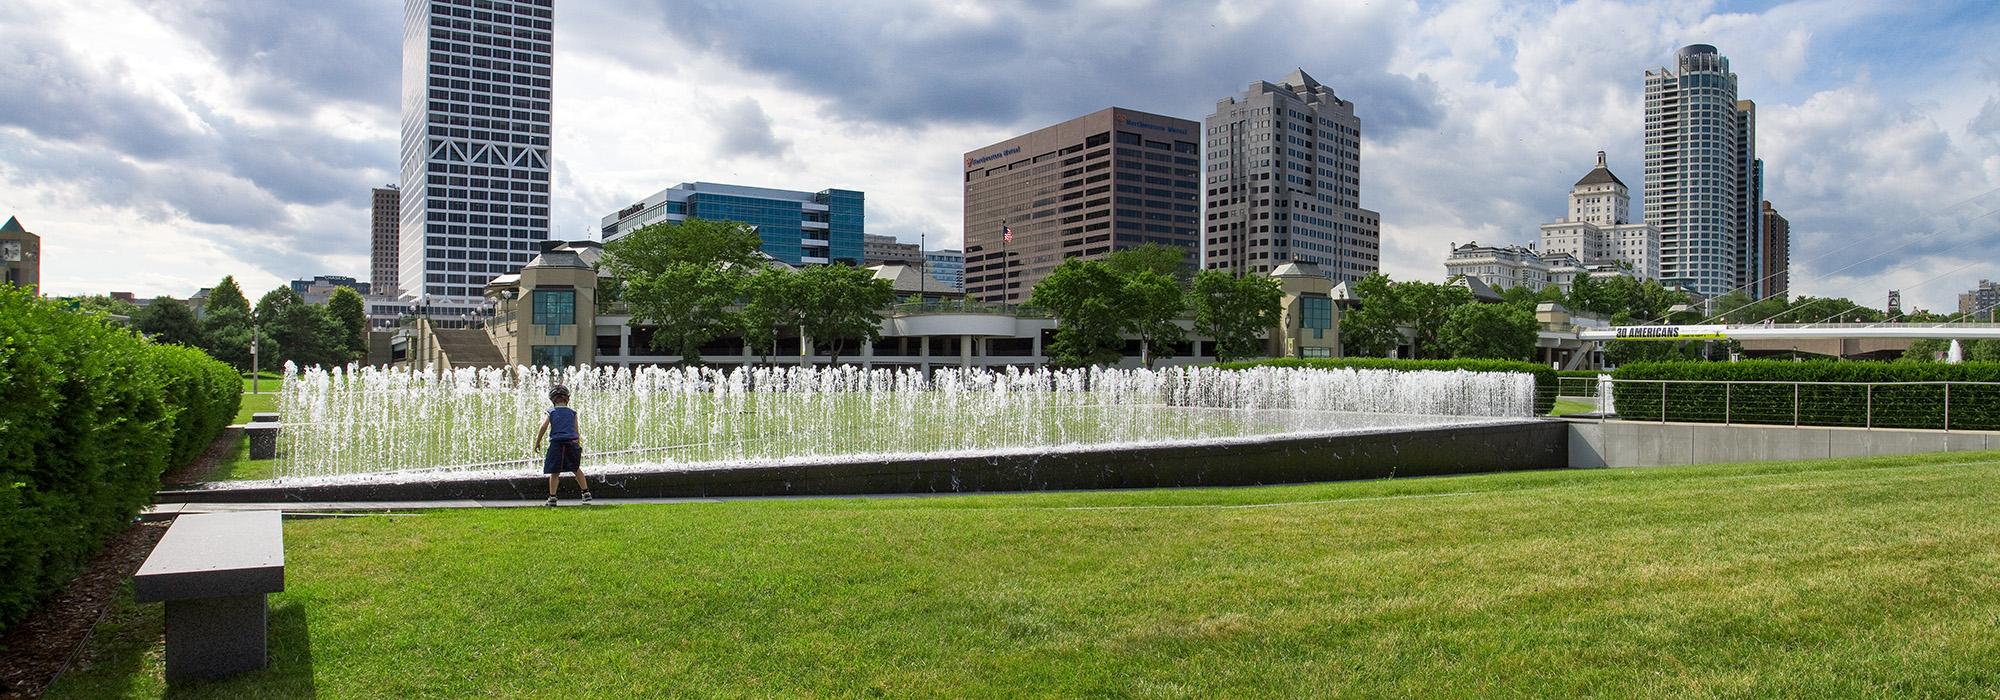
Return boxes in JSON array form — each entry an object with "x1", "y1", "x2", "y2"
[
  {"x1": 139, "y1": 0, "x2": 402, "y2": 112},
  {"x1": 710, "y1": 98, "x2": 791, "y2": 160}
]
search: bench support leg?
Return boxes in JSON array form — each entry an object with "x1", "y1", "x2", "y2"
[{"x1": 163, "y1": 593, "x2": 269, "y2": 680}]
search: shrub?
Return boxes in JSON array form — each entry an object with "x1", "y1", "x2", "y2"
[
  {"x1": 1217, "y1": 357, "x2": 1557, "y2": 415},
  {"x1": 0, "y1": 288, "x2": 240, "y2": 633},
  {"x1": 1610, "y1": 360, "x2": 2000, "y2": 430}
]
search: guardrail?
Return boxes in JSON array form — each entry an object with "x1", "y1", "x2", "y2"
[{"x1": 1549, "y1": 377, "x2": 2000, "y2": 432}]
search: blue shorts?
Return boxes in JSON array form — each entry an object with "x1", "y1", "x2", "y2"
[{"x1": 544, "y1": 440, "x2": 582, "y2": 474}]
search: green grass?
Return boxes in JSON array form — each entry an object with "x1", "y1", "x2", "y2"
[
  {"x1": 53, "y1": 451, "x2": 2000, "y2": 698},
  {"x1": 1549, "y1": 398, "x2": 1598, "y2": 416},
  {"x1": 209, "y1": 432, "x2": 278, "y2": 481},
  {"x1": 231, "y1": 390, "x2": 276, "y2": 426}
]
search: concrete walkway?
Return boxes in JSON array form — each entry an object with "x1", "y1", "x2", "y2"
[{"x1": 142, "y1": 497, "x2": 729, "y2": 519}]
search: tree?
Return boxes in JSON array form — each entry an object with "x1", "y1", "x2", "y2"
[
  {"x1": 1565, "y1": 273, "x2": 1617, "y2": 316},
  {"x1": 1191, "y1": 270, "x2": 1282, "y2": 363},
  {"x1": 603, "y1": 219, "x2": 766, "y2": 364},
  {"x1": 1104, "y1": 243, "x2": 1189, "y2": 283},
  {"x1": 133, "y1": 297, "x2": 202, "y2": 346},
  {"x1": 796, "y1": 264, "x2": 896, "y2": 366},
  {"x1": 1029, "y1": 259, "x2": 1128, "y2": 367},
  {"x1": 326, "y1": 287, "x2": 369, "y2": 363},
  {"x1": 205, "y1": 276, "x2": 250, "y2": 317},
  {"x1": 201, "y1": 307, "x2": 255, "y2": 371},
  {"x1": 1123, "y1": 269, "x2": 1186, "y2": 367},
  {"x1": 1400, "y1": 281, "x2": 1473, "y2": 359},
  {"x1": 253, "y1": 286, "x2": 302, "y2": 329},
  {"x1": 1440, "y1": 302, "x2": 1538, "y2": 360},
  {"x1": 740, "y1": 268, "x2": 807, "y2": 363},
  {"x1": 1339, "y1": 273, "x2": 1404, "y2": 358}
]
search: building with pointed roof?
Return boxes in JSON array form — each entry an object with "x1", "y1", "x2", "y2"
[
  {"x1": 1202, "y1": 68, "x2": 1381, "y2": 282},
  {"x1": 1538, "y1": 151, "x2": 1659, "y2": 281},
  {"x1": 1, "y1": 215, "x2": 42, "y2": 295}
]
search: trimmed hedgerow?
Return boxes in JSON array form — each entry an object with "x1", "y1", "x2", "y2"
[
  {"x1": 1216, "y1": 357, "x2": 1557, "y2": 415},
  {"x1": 1610, "y1": 360, "x2": 2000, "y2": 430},
  {"x1": 0, "y1": 288, "x2": 240, "y2": 633}
]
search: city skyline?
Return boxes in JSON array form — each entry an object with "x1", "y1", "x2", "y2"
[{"x1": 2, "y1": 1, "x2": 1996, "y2": 311}]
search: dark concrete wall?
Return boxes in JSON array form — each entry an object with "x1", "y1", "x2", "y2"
[{"x1": 157, "y1": 420, "x2": 1568, "y2": 503}]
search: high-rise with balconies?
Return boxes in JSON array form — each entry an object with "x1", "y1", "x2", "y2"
[
  {"x1": 1643, "y1": 44, "x2": 1764, "y2": 299},
  {"x1": 399, "y1": 0, "x2": 555, "y2": 302}
]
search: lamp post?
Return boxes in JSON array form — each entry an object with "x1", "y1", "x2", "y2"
[{"x1": 250, "y1": 325, "x2": 260, "y2": 394}]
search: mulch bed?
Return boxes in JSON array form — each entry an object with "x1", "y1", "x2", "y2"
[
  {"x1": 160, "y1": 425, "x2": 243, "y2": 486},
  {"x1": 0, "y1": 427, "x2": 240, "y2": 698}
]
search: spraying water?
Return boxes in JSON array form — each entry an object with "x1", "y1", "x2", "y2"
[{"x1": 275, "y1": 364, "x2": 1537, "y2": 479}]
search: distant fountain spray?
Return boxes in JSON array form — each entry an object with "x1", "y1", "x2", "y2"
[{"x1": 275, "y1": 364, "x2": 1536, "y2": 479}]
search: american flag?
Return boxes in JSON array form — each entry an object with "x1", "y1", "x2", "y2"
[{"x1": 1003, "y1": 224, "x2": 1013, "y2": 244}]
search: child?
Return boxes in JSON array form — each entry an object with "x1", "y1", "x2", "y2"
[{"x1": 534, "y1": 384, "x2": 592, "y2": 506}]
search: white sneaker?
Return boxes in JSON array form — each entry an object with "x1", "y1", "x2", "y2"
[
  {"x1": 581, "y1": 491, "x2": 594, "y2": 505},
  {"x1": 545, "y1": 496, "x2": 558, "y2": 507}
]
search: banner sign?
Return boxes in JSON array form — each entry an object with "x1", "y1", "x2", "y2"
[{"x1": 1612, "y1": 325, "x2": 1727, "y2": 340}]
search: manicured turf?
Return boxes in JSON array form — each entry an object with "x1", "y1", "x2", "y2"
[
  {"x1": 54, "y1": 451, "x2": 2000, "y2": 698},
  {"x1": 231, "y1": 390, "x2": 276, "y2": 426},
  {"x1": 1549, "y1": 398, "x2": 1598, "y2": 416}
]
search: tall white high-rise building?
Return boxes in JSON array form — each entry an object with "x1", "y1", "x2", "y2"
[
  {"x1": 399, "y1": 0, "x2": 555, "y2": 302},
  {"x1": 1643, "y1": 44, "x2": 1763, "y2": 299},
  {"x1": 1202, "y1": 69, "x2": 1380, "y2": 281}
]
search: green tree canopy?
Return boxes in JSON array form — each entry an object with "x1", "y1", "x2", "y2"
[
  {"x1": 133, "y1": 298, "x2": 202, "y2": 346},
  {"x1": 1565, "y1": 273, "x2": 1617, "y2": 316},
  {"x1": 1122, "y1": 269, "x2": 1187, "y2": 368},
  {"x1": 797, "y1": 264, "x2": 897, "y2": 365},
  {"x1": 1399, "y1": 280, "x2": 1473, "y2": 359},
  {"x1": 1339, "y1": 273, "x2": 1403, "y2": 358},
  {"x1": 253, "y1": 286, "x2": 302, "y2": 328},
  {"x1": 1191, "y1": 270, "x2": 1282, "y2": 363},
  {"x1": 1103, "y1": 243, "x2": 1189, "y2": 282},
  {"x1": 1029, "y1": 259, "x2": 1129, "y2": 367},
  {"x1": 326, "y1": 287, "x2": 370, "y2": 362},
  {"x1": 1440, "y1": 302, "x2": 1538, "y2": 361},
  {"x1": 200, "y1": 307, "x2": 254, "y2": 371},
  {"x1": 603, "y1": 219, "x2": 767, "y2": 364},
  {"x1": 740, "y1": 267, "x2": 807, "y2": 363},
  {"x1": 206, "y1": 275, "x2": 250, "y2": 316}
]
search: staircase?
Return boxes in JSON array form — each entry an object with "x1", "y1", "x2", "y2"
[{"x1": 432, "y1": 328, "x2": 506, "y2": 369}]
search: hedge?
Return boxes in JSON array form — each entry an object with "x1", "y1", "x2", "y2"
[
  {"x1": 1611, "y1": 360, "x2": 2000, "y2": 430},
  {"x1": 0, "y1": 288, "x2": 240, "y2": 633},
  {"x1": 1216, "y1": 357, "x2": 1557, "y2": 415}
]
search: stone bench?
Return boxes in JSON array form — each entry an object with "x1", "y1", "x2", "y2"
[
  {"x1": 246, "y1": 413, "x2": 280, "y2": 460},
  {"x1": 133, "y1": 510, "x2": 286, "y2": 680}
]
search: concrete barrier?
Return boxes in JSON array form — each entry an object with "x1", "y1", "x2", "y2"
[
  {"x1": 157, "y1": 420, "x2": 1569, "y2": 503},
  {"x1": 1568, "y1": 420, "x2": 2000, "y2": 468}
]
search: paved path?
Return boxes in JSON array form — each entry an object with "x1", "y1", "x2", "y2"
[{"x1": 142, "y1": 498, "x2": 727, "y2": 518}]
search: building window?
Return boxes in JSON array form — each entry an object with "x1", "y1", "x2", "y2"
[
  {"x1": 530, "y1": 345, "x2": 574, "y2": 368},
  {"x1": 1301, "y1": 295, "x2": 1333, "y2": 339},
  {"x1": 531, "y1": 288, "x2": 575, "y2": 326}
]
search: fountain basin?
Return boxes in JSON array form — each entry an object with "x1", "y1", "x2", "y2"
[{"x1": 158, "y1": 419, "x2": 1565, "y2": 503}]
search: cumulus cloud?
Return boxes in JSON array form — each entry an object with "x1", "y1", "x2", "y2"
[{"x1": 0, "y1": 0, "x2": 1994, "y2": 313}]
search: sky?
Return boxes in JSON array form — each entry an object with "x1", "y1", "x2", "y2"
[{"x1": 2, "y1": 0, "x2": 1997, "y2": 313}]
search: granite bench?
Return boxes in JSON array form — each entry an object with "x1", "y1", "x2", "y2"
[
  {"x1": 133, "y1": 510, "x2": 286, "y2": 680},
  {"x1": 246, "y1": 413, "x2": 280, "y2": 460}
]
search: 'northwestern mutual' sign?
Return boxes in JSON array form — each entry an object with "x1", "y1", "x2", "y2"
[
  {"x1": 965, "y1": 146, "x2": 1021, "y2": 169},
  {"x1": 1612, "y1": 325, "x2": 1728, "y2": 340}
]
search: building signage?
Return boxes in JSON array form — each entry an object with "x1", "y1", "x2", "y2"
[
  {"x1": 1116, "y1": 114, "x2": 1189, "y2": 136},
  {"x1": 964, "y1": 146, "x2": 1020, "y2": 169},
  {"x1": 1612, "y1": 325, "x2": 1727, "y2": 340}
]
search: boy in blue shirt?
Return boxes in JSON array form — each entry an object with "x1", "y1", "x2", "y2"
[{"x1": 534, "y1": 385, "x2": 592, "y2": 506}]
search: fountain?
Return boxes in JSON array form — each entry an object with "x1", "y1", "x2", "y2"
[{"x1": 159, "y1": 364, "x2": 1565, "y2": 502}]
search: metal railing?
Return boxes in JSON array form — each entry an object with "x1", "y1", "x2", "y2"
[{"x1": 1548, "y1": 377, "x2": 2000, "y2": 432}]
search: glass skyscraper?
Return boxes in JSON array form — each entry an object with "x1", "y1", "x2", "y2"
[
  {"x1": 598, "y1": 182, "x2": 865, "y2": 266},
  {"x1": 399, "y1": 0, "x2": 555, "y2": 302},
  {"x1": 1643, "y1": 44, "x2": 1764, "y2": 299}
]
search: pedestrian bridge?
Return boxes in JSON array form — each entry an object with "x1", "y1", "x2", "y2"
[{"x1": 1577, "y1": 323, "x2": 2000, "y2": 342}]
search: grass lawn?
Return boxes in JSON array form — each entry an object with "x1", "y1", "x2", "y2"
[
  {"x1": 53, "y1": 451, "x2": 2000, "y2": 698},
  {"x1": 1549, "y1": 398, "x2": 1598, "y2": 416},
  {"x1": 232, "y1": 390, "x2": 277, "y2": 426}
]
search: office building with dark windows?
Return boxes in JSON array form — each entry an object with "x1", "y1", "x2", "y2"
[
  {"x1": 599, "y1": 182, "x2": 864, "y2": 266},
  {"x1": 370, "y1": 185, "x2": 400, "y2": 297},
  {"x1": 1202, "y1": 69, "x2": 1380, "y2": 281},
  {"x1": 961, "y1": 107, "x2": 1202, "y2": 304},
  {"x1": 399, "y1": 0, "x2": 555, "y2": 302}
]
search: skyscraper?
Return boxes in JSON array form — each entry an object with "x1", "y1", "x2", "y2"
[
  {"x1": 1760, "y1": 200, "x2": 1789, "y2": 299},
  {"x1": 399, "y1": 0, "x2": 555, "y2": 302},
  {"x1": 370, "y1": 185, "x2": 400, "y2": 297},
  {"x1": 1539, "y1": 151, "x2": 1659, "y2": 281},
  {"x1": 962, "y1": 107, "x2": 1201, "y2": 303},
  {"x1": 1643, "y1": 44, "x2": 1764, "y2": 299},
  {"x1": 1202, "y1": 69, "x2": 1380, "y2": 281}
]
